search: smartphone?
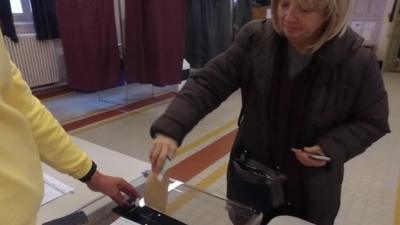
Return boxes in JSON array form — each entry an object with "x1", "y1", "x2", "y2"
[
  {"x1": 291, "y1": 148, "x2": 331, "y2": 162},
  {"x1": 307, "y1": 153, "x2": 331, "y2": 161}
]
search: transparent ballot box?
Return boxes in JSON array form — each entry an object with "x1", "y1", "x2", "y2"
[{"x1": 80, "y1": 172, "x2": 263, "y2": 225}]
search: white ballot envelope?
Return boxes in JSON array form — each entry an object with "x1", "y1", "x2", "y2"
[{"x1": 143, "y1": 158, "x2": 173, "y2": 212}]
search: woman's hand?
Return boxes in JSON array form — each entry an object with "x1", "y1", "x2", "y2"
[
  {"x1": 150, "y1": 134, "x2": 178, "y2": 174},
  {"x1": 292, "y1": 145, "x2": 328, "y2": 167},
  {"x1": 86, "y1": 171, "x2": 139, "y2": 206}
]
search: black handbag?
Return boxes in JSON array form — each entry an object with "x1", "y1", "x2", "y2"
[{"x1": 231, "y1": 152, "x2": 287, "y2": 212}]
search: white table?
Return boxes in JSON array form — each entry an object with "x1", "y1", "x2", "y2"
[{"x1": 37, "y1": 137, "x2": 150, "y2": 224}]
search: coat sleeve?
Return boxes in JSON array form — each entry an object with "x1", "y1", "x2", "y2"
[
  {"x1": 317, "y1": 54, "x2": 390, "y2": 162},
  {"x1": 151, "y1": 22, "x2": 258, "y2": 145},
  {"x1": 4, "y1": 63, "x2": 93, "y2": 179}
]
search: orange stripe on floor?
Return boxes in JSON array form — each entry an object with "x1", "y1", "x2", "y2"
[
  {"x1": 68, "y1": 99, "x2": 172, "y2": 135},
  {"x1": 175, "y1": 120, "x2": 237, "y2": 158},
  {"x1": 169, "y1": 130, "x2": 236, "y2": 182},
  {"x1": 63, "y1": 92, "x2": 176, "y2": 131}
]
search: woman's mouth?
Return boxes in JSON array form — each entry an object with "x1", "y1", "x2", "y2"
[{"x1": 284, "y1": 25, "x2": 301, "y2": 33}]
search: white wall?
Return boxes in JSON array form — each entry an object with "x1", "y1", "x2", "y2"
[{"x1": 376, "y1": 0, "x2": 396, "y2": 61}]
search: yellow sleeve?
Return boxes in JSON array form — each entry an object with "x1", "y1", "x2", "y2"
[{"x1": 1, "y1": 35, "x2": 92, "y2": 179}]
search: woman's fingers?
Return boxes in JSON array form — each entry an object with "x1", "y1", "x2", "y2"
[
  {"x1": 303, "y1": 145, "x2": 324, "y2": 155},
  {"x1": 155, "y1": 144, "x2": 170, "y2": 174},
  {"x1": 150, "y1": 142, "x2": 161, "y2": 171},
  {"x1": 149, "y1": 134, "x2": 178, "y2": 174}
]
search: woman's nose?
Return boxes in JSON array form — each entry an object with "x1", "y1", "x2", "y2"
[{"x1": 285, "y1": 7, "x2": 299, "y2": 22}]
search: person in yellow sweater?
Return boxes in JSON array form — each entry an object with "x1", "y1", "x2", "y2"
[{"x1": 0, "y1": 31, "x2": 139, "y2": 224}]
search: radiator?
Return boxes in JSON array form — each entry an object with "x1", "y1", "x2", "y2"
[{"x1": 4, "y1": 35, "x2": 61, "y2": 88}]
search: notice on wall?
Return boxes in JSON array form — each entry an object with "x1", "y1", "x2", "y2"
[
  {"x1": 364, "y1": 21, "x2": 376, "y2": 30},
  {"x1": 350, "y1": 21, "x2": 376, "y2": 42},
  {"x1": 362, "y1": 30, "x2": 373, "y2": 41},
  {"x1": 350, "y1": 21, "x2": 363, "y2": 34},
  {"x1": 266, "y1": 8, "x2": 272, "y2": 19}
]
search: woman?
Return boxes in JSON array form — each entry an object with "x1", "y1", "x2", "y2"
[{"x1": 149, "y1": 0, "x2": 390, "y2": 224}]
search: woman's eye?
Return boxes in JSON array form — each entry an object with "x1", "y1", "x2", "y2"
[
  {"x1": 280, "y1": 3, "x2": 290, "y2": 9},
  {"x1": 279, "y1": 0, "x2": 290, "y2": 8},
  {"x1": 299, "y1": 6, "x2": 316, "y2": 13},
  {"x1": 300, "y1": 9, "x2": 313, "y2": 13}
]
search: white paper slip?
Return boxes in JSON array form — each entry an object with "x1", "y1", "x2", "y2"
[
  {"x1": 41, "y1": 183, "x2": 63, "y2": 206},
  {"x1": 157, "y1": 157, "x2": 173, "y2": 181},
  {"x1": 41, "y1": 173, "x2": 74, "y2": 206},
  {"x1": 110, "y1": 217, "x2": 141, "y2": 225}
]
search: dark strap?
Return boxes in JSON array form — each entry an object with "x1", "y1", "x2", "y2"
[{"x1": 79, "y1": 161, "x2": 97, "y2": 183}]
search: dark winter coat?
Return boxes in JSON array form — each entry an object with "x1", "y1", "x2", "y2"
[{"x1": 151, "y1": 20, "x2": 390, "y2": 225}]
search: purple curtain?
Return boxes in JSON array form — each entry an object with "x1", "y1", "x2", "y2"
[
  {"x1": 124, "y1": 0, "x2": 187, "y2": 86},
  {"x1": 56, "y1": 0, "x2": 120, "y2": 92}
]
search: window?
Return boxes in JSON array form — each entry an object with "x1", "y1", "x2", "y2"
[
  {"x1": 10, "y1": 0, "x2": 24, "y2": 14},
  {"x1": 10, "y1": 0, "x2": 35, "y2": 35}
]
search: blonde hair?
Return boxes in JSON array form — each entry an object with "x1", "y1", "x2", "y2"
[{"x1": 271, "y1": 0, "x2": 351, "y2": 53}]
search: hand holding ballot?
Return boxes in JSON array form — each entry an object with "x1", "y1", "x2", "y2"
[{"x1": 149, "y1": 133, "x2": 178, "y2": 174}]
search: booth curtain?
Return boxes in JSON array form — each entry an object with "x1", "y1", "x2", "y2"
[
  {"x1": 30, "y1": 0, "x2": 60, "y2": 40},
  {"x1": 56, "y1": 0, "x2": 120, "y2": 92},
  {"x1": 124, "y1": 0, "x2": 187, "y2": 86},
  {"x1": 185, "y1": 0, "x2": 251, "y2": 68},
  {"x1": 185, "y1": 0, "x2": 232, "y2": 69},
  {"x1": 0, "y1": 0, "x2": 18, "y2": 42},
  {"x1": 233, "y1": 0, "x2": 252, "y2": 35}
]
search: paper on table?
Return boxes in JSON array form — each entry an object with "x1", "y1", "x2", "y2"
[
  {"x1": 110, "y1": 217, "x2": 141, "y2": 225},
  {"x1": 41, "y1": 173, "x2": 74, "y2": 206}
]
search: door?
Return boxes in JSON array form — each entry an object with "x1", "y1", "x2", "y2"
[{"x1": 384, "y1": 0, "x2": 400, "y2": 72}]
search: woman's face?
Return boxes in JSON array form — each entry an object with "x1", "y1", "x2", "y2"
[{"x1": 278, "y1": 0, "x2": 327, "y2": 47}]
